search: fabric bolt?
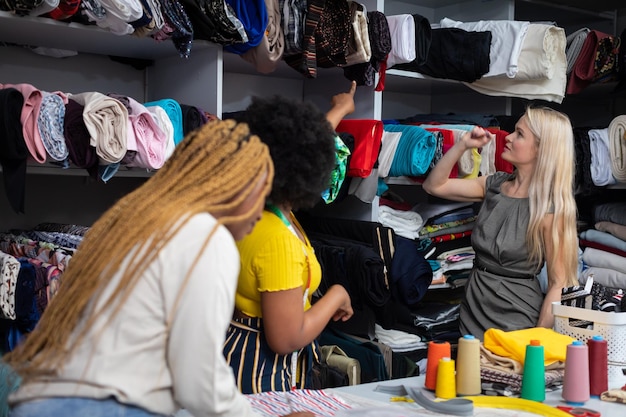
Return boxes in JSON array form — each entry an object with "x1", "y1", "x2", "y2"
[
  {"x1": 80, "y1": 0, "x2": 107, "y2": 22},
  {"x1": 70, "y1": 91, "x2": 128, "y2": 164},
  {"x1": 107, "y1": 93, "x2": 137, "y2": 166},
  {"x1": 223, "y1": 0, "x2": 268, "y2": 54},
  {"x1": 583, "y1": 246, "x2": 626, "y2": 275},
  {"x1": 128, "y1": 0, "x2": 154, "y2": 30},
  {"x1": 0, "y1": 83, "x2": 47, "y2": 164},
  {"x1": 179, "y1": 104, "x2": 205, "y2": 136},
  {"x1": 240, "y1": 0, "x2": 285, "y2": 74},
  {"x1": 47, "y1": 0, "x2": 81, "y2": 20},
  {"x1": 588, "y1": 128, "x2": 617, "y2": 186},
  {"x1": 387, "y1": 13, "x2": 431, "y2": 72},
  {"x1": 565, "y1": 27, "x2": 590, "y2": 74},
  {"x1": 343, "y1": 10, "x2": 391, "y2": 87},
  {"x1": 63, "y1": 99, "x2": 99, "y2": 173},
  {"x1": 144, "y1": 98, "x2": 184, "y2": 145},
  {"x1": 37, "y1": 92, "x2": 69, "y2": 162},
  {"x1": 464, "y1": 25, "x2": 568, "y2": 104},
  {"x1": 0, "y1": 0, "x2": 44, "y2": 15},
  {"x1": 29, "y1": 0, "x2": 59, "y2": 16},
  {"x1": 607, "y1": 115, "x2": 626, "y2": 182},
  {"x1": 580, "y1": 228, "x2": 626, "y2": 254},
  {"x1": 573, "y1": 127, "x2": 595, "y2": 196},
  {"x1": 439, "y1": 17, "x2": 529, "y2": 78},
  {"x1": 145, "y1": 105, "x2": 176, "y2": 161},
  {"x1": 279, "y1": 0, "x2": 307, "y2": 56},
  {"x1": 114, "y1": 95, "x2": 167, "y2": 170},
  {"x1": 460, "y1": 172, "x2": 544, "y2": 341},
  {"x1": 385, "y1": 14, "x2": 416, "y2": 69},
  {"x1": 314, "y1": 0, "x2": 351, "y2": 68},
  {"x1": 567, "y1": 30, "x2": 619, "y2": 94},
  {"x1": 397, "y1": 27, "x2": 492, "y2": 83},
  {"x1": 595, "y1": 221, "x2": 626, "y2": 241},
  {"x1": 377, "y1": 131, "x2": 402, "y2": 178},
  {"x1": 594, "y1": 202, "x2": 626, "y2": 225},
  {"x1": 0, "y1": 88, "x2": 28, "y2": 214},
  {"x1": 383, "y1": 124, "x2": 437, "y2": 177},
  {"x1": 0, "y1": 251, "x2": 20, "y2": 320},
  {"x1": 283, "y1": 0, "x2": 324, "y2": 78},
  {"x1": 321, "y1": 135, "x2": 350, "y2": 204},
  {"x1": 343, "y1": 1, "x2": 371, "y2": 67},
  {"x1": 179, "y1": 0, "x2": 245, "y2": 44},
  {"x1": 159, "y1": 0, "x2": 193, "y2": 59}
]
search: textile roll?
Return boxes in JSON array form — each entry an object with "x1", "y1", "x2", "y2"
[{"x1": 607, "y1": 115, "x2": 626, "y2": 182}]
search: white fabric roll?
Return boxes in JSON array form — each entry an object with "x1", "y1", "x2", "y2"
[{"x1": 608, "y1": 115, "x2": 626, "y2": 182}]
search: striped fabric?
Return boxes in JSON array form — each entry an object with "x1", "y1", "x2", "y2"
[
  {"x1": 245, "y1": 389, "x2": 353, "y2": 416},
  {"x1": 223, "y1": 316, "x2": 321, "y2": 394}
]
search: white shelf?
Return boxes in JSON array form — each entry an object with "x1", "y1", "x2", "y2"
[{"x1": 0, "y1": 11, "x2": 216, "y2": 60}]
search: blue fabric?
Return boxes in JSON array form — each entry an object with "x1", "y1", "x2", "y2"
[
  {"x1": 143, "y1": 99, "x2": 184, "y2": 145},
  {"x1": 10, "y1": 398, "x2": 166, "y2": 417},
  {"x1": 98, "y1": 162, "x2": 120, "y2": 183},
  {"x1": 390, "y1": 235, "x2": 433, "y2": 307},
  {"x1": 383, "y1": 124, "x2": 437, "y2": 177},
  {"x1": 224, "y1": 0, "x2": 268, "y2": 54}
]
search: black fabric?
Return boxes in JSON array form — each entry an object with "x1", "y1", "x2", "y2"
[
  {"x1": 573, "y1": 127, "x2": 599, "y2": 197},
  {"x1": 180, "y1": 104, "x2": 205, "y2": 135},
  {"x1": 178, "y1": 0, "x2": 244, "y2": 44},
  {"x1": 343, "y1": 10, "x2": 392, "y2": 86},
  {"x1": 309, "y1": 232, "x2": 390, "y2": 309},
  {"x1": 390, "y1": 235, "x2": 433, "y2": 308},
  {"x1": 315, "y1": 0, "x2": 351, "y2": 68},
  {"x1": 64, "y1": 99, "x2": 99, "y2": 177},
  {"x1": 0, "y1": 88, "x2": 28, "y2": 214},
  {"x1": 395, "y1": 27, "x2": 491, "y2": 83}
]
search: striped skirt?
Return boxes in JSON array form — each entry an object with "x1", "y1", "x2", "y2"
[{"x1": 223, "y1": 316, "x2": 321, "y2": 394}]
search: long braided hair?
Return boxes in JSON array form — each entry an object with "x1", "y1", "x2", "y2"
[{"x1": 3, "y1": 119, "x2": 273, "y2": 380}]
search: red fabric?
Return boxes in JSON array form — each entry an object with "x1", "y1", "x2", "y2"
[
  {"x1": 487, "y1": 127, "x2": 514, "y2": 174},
  {"x1": 337, "y1": 119, "x2": 384, "y2": 178},
  {"x1": 579, "y1": 239, "x2": 626, "y2": 258},
  {"x1": 567, "y1": 30, "x2": 615, "y2": 94},
  {"x1": 375, "y1": 57, "x2": 387, "y2": 92}
]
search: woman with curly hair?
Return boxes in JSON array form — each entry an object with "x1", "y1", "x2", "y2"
[
  {"x1": 2, "y1": 120, "x2": 312, "y2": 417},
  {"x1": 223, "y1": 82, "x2": 357, "y2": 394},
  {"x1": 423, "y1": 106, "x2": 579, "y2": 341}
]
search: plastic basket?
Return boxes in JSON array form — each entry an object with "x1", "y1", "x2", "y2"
[{"x1": 552, "y1": 302, "x2": 626, "y2": 388}]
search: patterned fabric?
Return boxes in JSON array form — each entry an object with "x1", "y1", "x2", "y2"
[
  {"x1": 38, "y1": 92, "x2": 69, "y2": 163},
  {"x1": 314, "y1": 0, "x2": 351, "y2": 68},
  {"x1": 224, "y1": 316, "x2": 321, "y2": 394},
  {"x1": 245, "y1": 389, "x2": 352, "y2": 416},
  {"x1": 80, "y1": 0, "x2": 107, "y2": 21},
  {"x1": 0, "y1": 0, "x2": 44, "y2": 15},
  {"x1": 321, "y1": 135, "x2": 350, "y2": 204},
  {"x1": 279, "y1": 0, "x2": 307, "y2": 56},
  {"x1": 283, "y1": 0, "x2": 324, "y2": 78},
  {"x1": 159, "y1": 0, "x2": 193, "y2": 58},
  {"x1": 0, "y1": 251, "x2": 20, "y2": 320}
]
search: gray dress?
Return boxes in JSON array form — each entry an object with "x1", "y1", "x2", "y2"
[{"x1": 460, "y1": 172, "x2": 544, "y2": 341}]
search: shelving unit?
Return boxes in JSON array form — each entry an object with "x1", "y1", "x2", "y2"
[{"x1": 1, "y1": 1, "x2": 625, "y2": 230}]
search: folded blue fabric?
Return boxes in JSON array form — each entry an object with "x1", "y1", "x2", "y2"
[
  {"x1": 384, "y1": 124, "x2": 437, "y2": 177},
  {"x1": 144, "y1": 99, "x2": 184, "y2": 145}
]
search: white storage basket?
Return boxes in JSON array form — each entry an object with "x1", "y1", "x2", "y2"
[{"x1": 552, "y1": 302, "x2": 626, "y2": 388}]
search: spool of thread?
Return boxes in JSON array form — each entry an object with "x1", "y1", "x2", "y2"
[
  {"x1": 435, "y1": 357, "x2": 456, "y2": 399},
  {"x1": 425, "y1": 340, "x2": 451, "y2": 391},
  {"x1": 588, "y1": 335, "x2": 608, "y2": 397},
  {"x1": 456, "y1": 334, "x2": 481, "y2": 396},
  {"x1": 562, "y1": 340, "x2": 590, "y2": 406},
  {"x1": 520, "y1": 339, "x2": 545, "y2": 402}
]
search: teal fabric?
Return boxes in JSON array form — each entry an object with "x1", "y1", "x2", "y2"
[
  {"x1": 321, "y1": 135, "x2": 350, "y2": 204},
  {"x1": 0, "y1": 360, "x2": 21, "y2": 417},
  {"x1": 383, "y1": 124, "x2": 437, "y2": 177}
]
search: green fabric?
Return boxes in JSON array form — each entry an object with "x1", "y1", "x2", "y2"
[{"x1": 321, "y1": 135, "x2": 350, "y2": 204}]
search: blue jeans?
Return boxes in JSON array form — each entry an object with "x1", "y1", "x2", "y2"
[{"x1": 10, "y1": 398, "x2": 168, "y2": 417}]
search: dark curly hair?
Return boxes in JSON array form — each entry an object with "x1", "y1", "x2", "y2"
[{"x1": 236, "y1": 95, "x2": 337, "y2": 210}]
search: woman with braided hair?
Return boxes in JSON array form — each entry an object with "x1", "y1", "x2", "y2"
[{"x1": 2, "y1": 120, "x2": 312, "y2": 417}]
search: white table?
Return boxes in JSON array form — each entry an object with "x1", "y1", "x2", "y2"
[{"x1": 329, "y1": 375, "x2": 626, "y2": 416}]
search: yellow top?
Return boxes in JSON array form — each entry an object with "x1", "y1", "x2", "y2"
[{"x1": 235, "y1": 210, "x2": 321, "y2": 317}]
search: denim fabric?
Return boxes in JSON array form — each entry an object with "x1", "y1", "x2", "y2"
[{"x1": 11, "y1": 398, "x2": 167, "y2": 417}]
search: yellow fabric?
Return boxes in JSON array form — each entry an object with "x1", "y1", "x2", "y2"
[
  {"x1": 235, "y1": 210, "x2": 321, "y2": 318},
  {"x1": 483, "y1": 327, "x2": 575, "y2": 366},
  {"x1": 463, "y1": 396, "x2": 573, "y2": 417},
  {"x1": 462, "y1": 148, "x2": 482, "y2": 179}
]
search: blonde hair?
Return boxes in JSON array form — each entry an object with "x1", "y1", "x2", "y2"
[
  {"x1": 524, "y1": 106, "x2": 579, "y2": 287},
  {"x1": 4, "y1": 119, "x2": 273, "y2": 379}
]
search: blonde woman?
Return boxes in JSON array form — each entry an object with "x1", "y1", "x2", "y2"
[
  {"x1": 2, "y1": 120, "x2": 311, "y2": 417},
  {"x1": 423, "y1": 106, "x2": 579, "y2": 340}
]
